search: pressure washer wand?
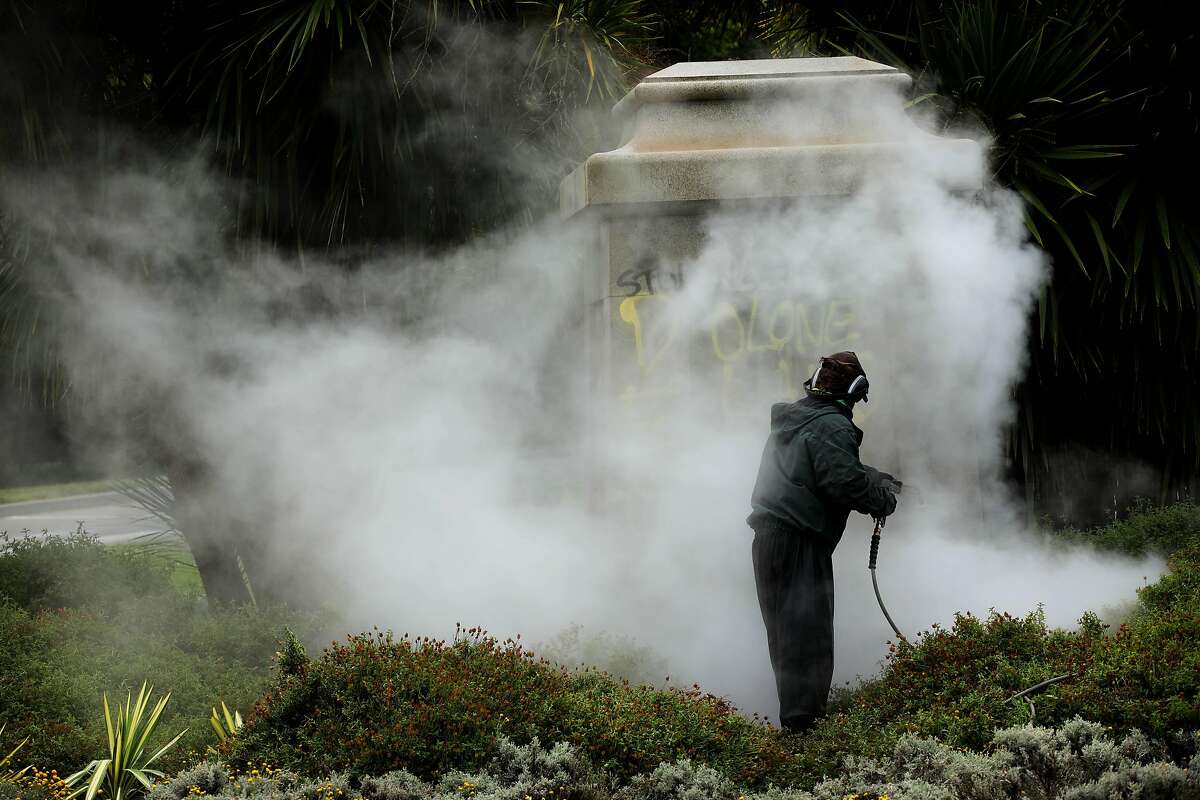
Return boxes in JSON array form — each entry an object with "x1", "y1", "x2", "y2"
[{"x1": 869, "y1": 516, "x2": 907, "y2": 642}]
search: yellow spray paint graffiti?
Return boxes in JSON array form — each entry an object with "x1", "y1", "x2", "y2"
[{"x1": 616, "y1": 291, "x2": 866, "y2": 418}]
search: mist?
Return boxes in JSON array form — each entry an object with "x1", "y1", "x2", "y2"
[{"x1": 0, "y1": 47, "x2": 1164, "y2": 724}]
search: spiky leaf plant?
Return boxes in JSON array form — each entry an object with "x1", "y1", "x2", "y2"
[
  {"x1": 207, "y1": 702, "x2": 243, "y2": 751},
  {"x1": 0, "y1": 722, "x2": 31, "y2": 784},
  {"x1": 766, "y1": 0, "x2": 1200, "y2": 506},
  {"x1": 64, "y1": 683, "x2": 187, "y2": 800}
]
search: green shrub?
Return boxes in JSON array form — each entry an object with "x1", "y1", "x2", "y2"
[
  {"x1": 536, "y1": 625, "x2": 670, "y2": 689},
  {"x1": 0, "y1": 535, "x2": 330, "y2": 774},
  {"x1": 1, "y1": 601, "x2": 309, "y2": 773},
  {"x1": 1053, "y1": 501, "x2": 1200, "y2": 557},
  {"x1": 231, "y1": 626, "x2": 794, "y2": 787},
  {"x1": 790, "y1": 539, "x2": 1200, "y2": 785},
  {"x1": 0, "y1": 531, "x2": 178, "y2": 615},
  {"x1": 0, "y1": 602, "x2": 95, "y2": 770}
]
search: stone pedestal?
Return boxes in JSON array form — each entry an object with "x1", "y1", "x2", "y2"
[{"x1": 561, "y1": 56, "x2": 976, "y2": 448}]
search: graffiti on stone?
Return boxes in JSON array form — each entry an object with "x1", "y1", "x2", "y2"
[{"x1": 614, "y1": 286, "x2": 864, "y2": 417}]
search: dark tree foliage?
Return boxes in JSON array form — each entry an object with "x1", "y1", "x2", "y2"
[{"x1": 772, "y1": 0, "x2": 1199, "y2": 517}]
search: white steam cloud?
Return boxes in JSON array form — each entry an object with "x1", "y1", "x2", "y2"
[{"x1": 1, "y1": 54, "x2": 1162, "y2": 723}]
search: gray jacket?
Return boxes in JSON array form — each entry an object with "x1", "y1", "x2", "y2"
[{"x1": 748, "y1": 396, "x2": 897, "y2": 547}]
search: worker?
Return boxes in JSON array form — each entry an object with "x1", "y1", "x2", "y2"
[{"x1": 747, "y1": 351, "x2": 900, "y2": 734}]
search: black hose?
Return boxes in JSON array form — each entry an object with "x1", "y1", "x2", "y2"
[
  {"x1": 869, "y1": 518, "x2": 906, "y2": 642},
  {"x1": 1008, "y1": 673, "x2": 1076, "y2": 701},
  {"x1": 867, "y1": 512, "x2": 1073, "y2": 722},
  {"x1": 1008, "y1": 673, "x2": 1077, "y2": 725},
  {"x1": 871, "y1": 565, "x2": 906, "y2": 642}
]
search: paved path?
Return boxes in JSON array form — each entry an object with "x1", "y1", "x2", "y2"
[{"x1": 0, "y1": 492, "x2": 167, "y2": 544}]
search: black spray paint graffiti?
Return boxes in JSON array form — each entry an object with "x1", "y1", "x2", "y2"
[{"x1": 615, "y1": 256, "x2": 684, "y2": 297}]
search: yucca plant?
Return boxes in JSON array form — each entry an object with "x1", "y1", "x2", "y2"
[
  {"x1": 167, "y1": 0, "x2": 650, "y2": 248},
  {"x1": 0, "y1": 722, "x2": 31, "y2": 784},
  {"x1": 64, "y1": 683, "x2": 187, "y2": 800},
  {"x1": 523, "y1": 0, "x2": 654, "y2": 102},
  {"x1": 206, "y1": 702, "x2": 243, "y2": 755}
]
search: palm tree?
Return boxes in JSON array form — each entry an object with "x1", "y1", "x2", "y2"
[
  {"x1": 159, "y1": 0, "x2": 651, "y2": 249},
  {"x1": 764, "y1": 0, "x2": 1200, "y2": 515},
  {"x1": 1, "y1": 0, "x2": 654, "y2": 604}
]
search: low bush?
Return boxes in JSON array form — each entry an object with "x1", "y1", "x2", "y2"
[
  {"x1": 792, "y1": 718, "x2": 1199, "y2": 800},
  {"x1": 790, "y1": 538, "x2": 1200, "y2": 784},
  {"x1": 0, "y1": 529, "x2": 178, "y2": 616},
  {"x1": 1053, "y1": 500, "x2": 1200, "y2": 557},
  {"x1": 153, "y1": 721, "x2": 1200, "y2": 800},
  {"x1": 0, "y1": 533, "x2": 330, "y2": 775},
  {"x1": 231, "y1": 626, "x2": 794, "y2": 787}
]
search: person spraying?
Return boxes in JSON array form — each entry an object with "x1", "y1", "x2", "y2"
[{"x1": 747, "y1": 351, "x2": 901, "y2": 734}]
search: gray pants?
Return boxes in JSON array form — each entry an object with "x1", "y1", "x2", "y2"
[{"x1": 751, "y1": 523, "x2": 836, "y2": 731}]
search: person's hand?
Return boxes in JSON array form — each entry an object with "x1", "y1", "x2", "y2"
[{"x1": 880, "y1": 475, "x2": 903, "y2": 495}]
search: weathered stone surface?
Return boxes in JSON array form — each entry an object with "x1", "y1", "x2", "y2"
[
  {"x1": 561, "y1": 57, "x2": 977, "y2": 436},
  {"x1": 562, "y1": 56, "x2": 974, "y2": 213}
]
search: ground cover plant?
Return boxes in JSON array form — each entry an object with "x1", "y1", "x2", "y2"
[
  {"x1": 0, "y1": 531, "x2": 329, "y2": 775},
  {"x1": 152, "y1": 721, "x2": 1199, "y2": 800}
]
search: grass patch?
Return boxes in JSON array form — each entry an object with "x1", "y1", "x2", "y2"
[
  {"x1": 1053, "y1": 500, "x2": 1200, "y2": 557},
  {"x1": 0, "y1": 481, "x2": 117, "y2": 506},
  {"x1": 107, "y1": 539, "x2": 204, "y2": 597}
]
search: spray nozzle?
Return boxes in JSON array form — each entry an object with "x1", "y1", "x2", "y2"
[{"x1": 869, "y1": 516, "x2": 885, "y2": 570}]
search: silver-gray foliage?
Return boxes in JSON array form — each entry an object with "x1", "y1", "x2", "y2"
[
  {"x1": 358, "y1": 770, "x2": 429, "y2": 800},
  {"x1": 615, "y1": 759, "x2": 740, "y2": 800},
  {"x1": 434, "y1": 736, "x2": 607, "y2": 800},
  {"x1": 145, "y1": 721, "x2": 1197, "y2": 800},
  {"x1": 732, "y1": 719, "x2": 1197, "y2": 800}
]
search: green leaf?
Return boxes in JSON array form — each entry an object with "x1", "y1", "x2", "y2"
[
  {"x1": 1155, "y1": 195, "x2": 1171, "y2": 250},
  {"x1": 905, "y1": 92, "x2": 939, "y2": 108},
  {"x1": 127, "y1": 769, "x2": 154, "y2": 790},
  {"x1": 1085, "y1": 211, "x2": 1112, "y2": 278},
  {"x1": 1023, "y1": 210, "x2": 1046, "y2": 247},
  {"x1": 1057, "y1": 225, "x2": 1090, "y2": 278},
  {"x1": 1131, "y1": 219, "x2": 1146, "y2": 274},
  {"x1": 84, "y1": 760, "x2": 109, "y2": 800},
  {"x1": 1014, "y1": 180, "x2": 1059, "y2": 225},
  {"x1": 1112, "y1": 179, "x2": 1136, "y2": 227},
  {"x1": 1042, "y1": 145, "x2": 1126, "y2": 160}
]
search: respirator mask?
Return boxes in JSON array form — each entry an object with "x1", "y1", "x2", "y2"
[{"x1": 803, "y1": 356, "x2": 870, "y2": 405}]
